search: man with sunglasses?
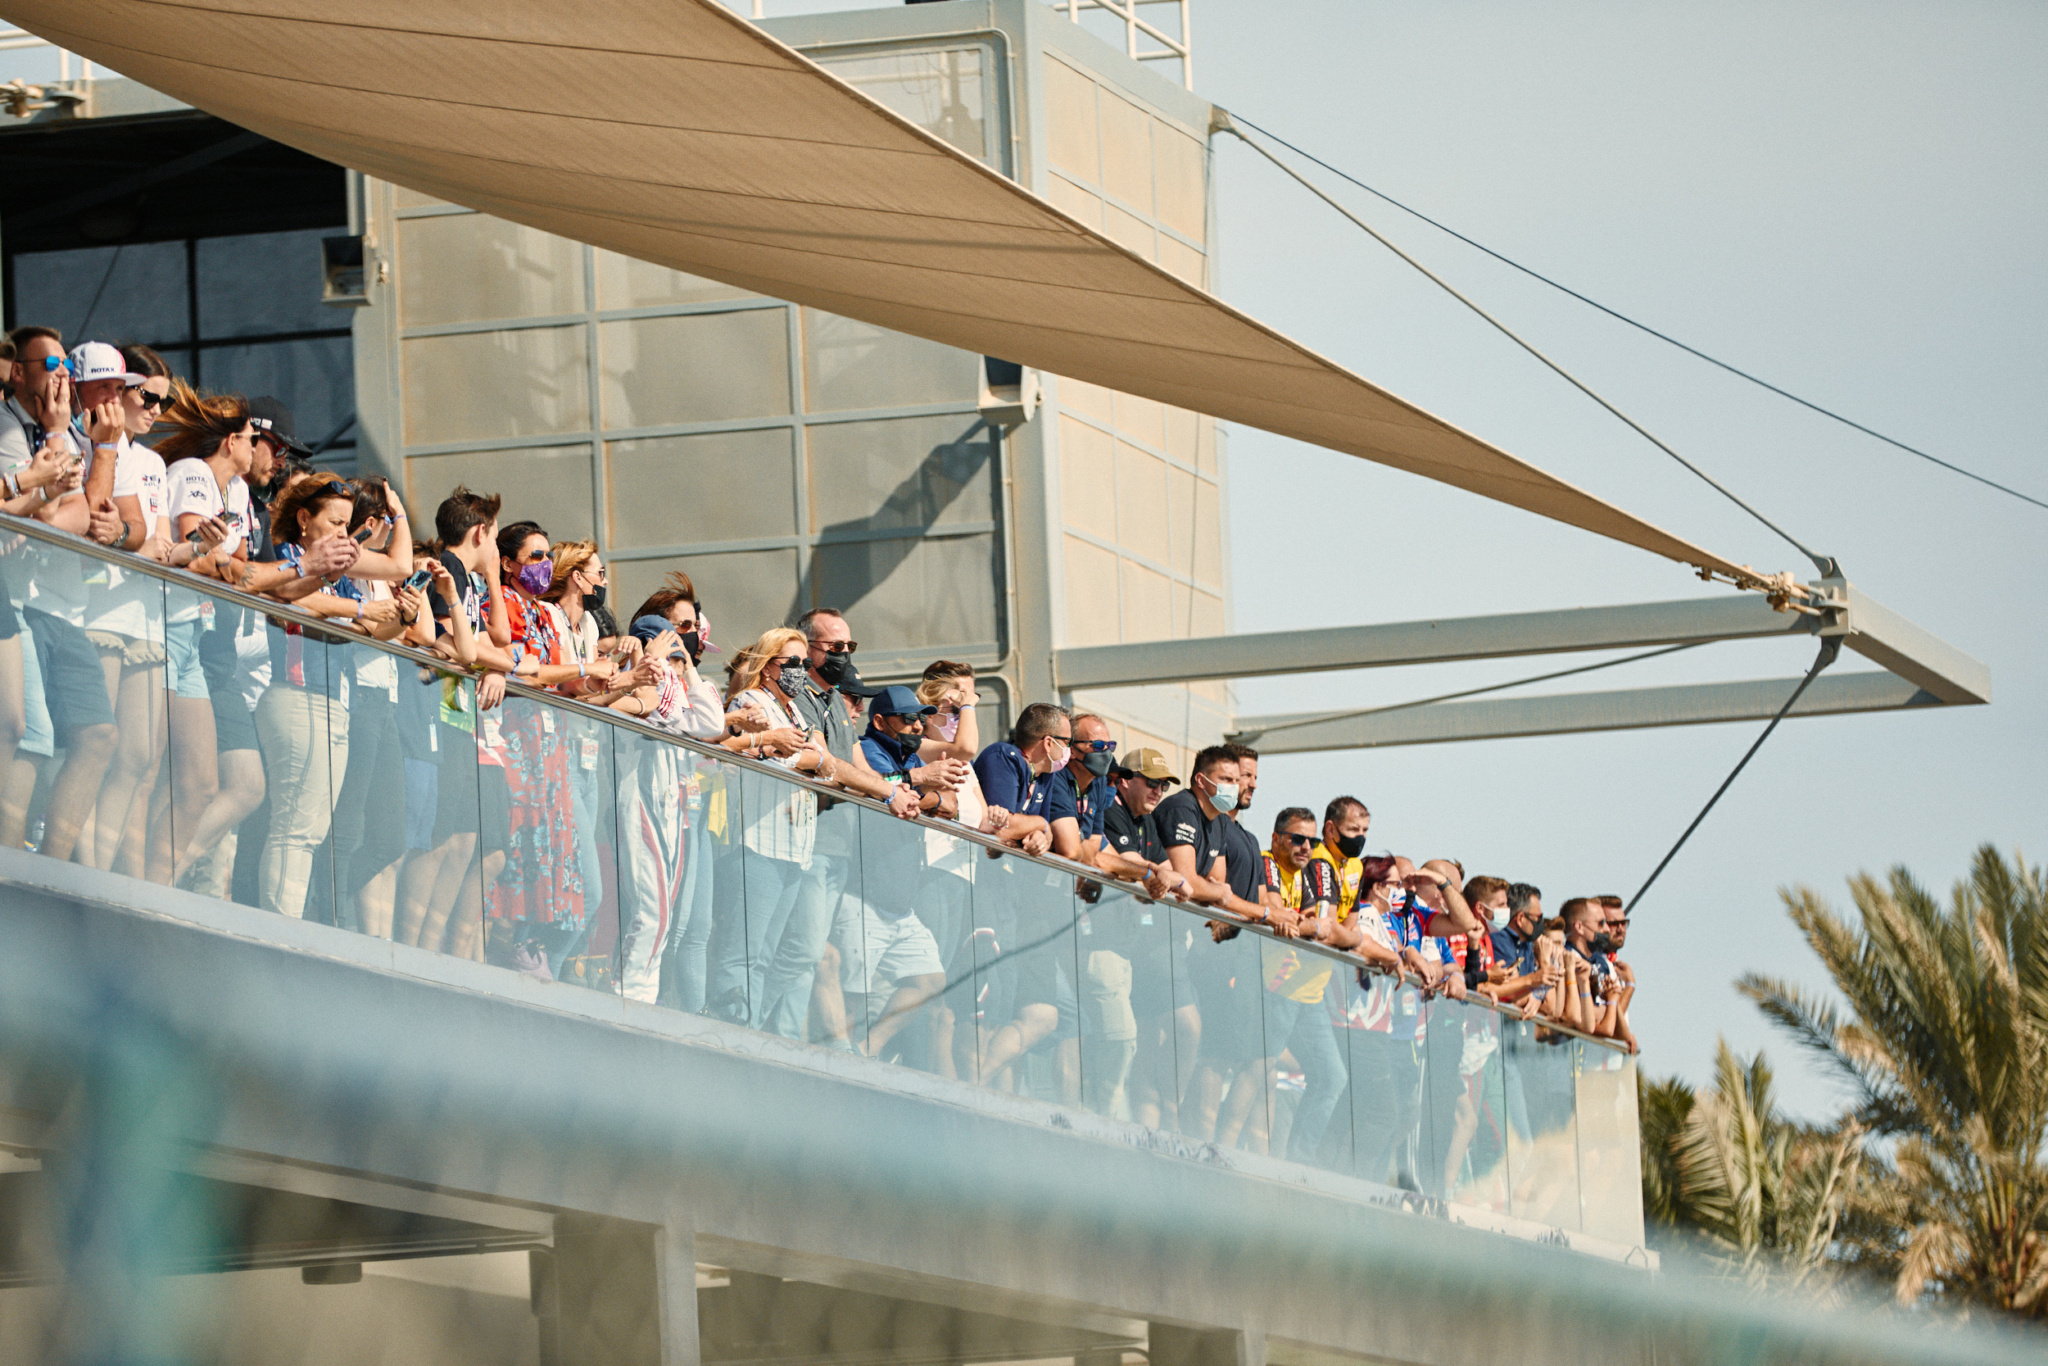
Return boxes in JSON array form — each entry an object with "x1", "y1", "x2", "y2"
[
  {"x1": 1596, "y1": 894, "x2": 1639, "y2": 1053},
  {"x1": 1259, "y1": 805, "x2": 1347, "y2": 1161},
  {"x1": 1050, "y1": 712, "x2": 1115, "y2": 863}
]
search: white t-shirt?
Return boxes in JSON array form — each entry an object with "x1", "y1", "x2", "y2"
[
  {"x1": 3, "y1": 405, "x2": 88, "y2": 623},
  {"x1": 164, "y1": 461, "x2": 251, "y2": 559},
  {"x1": 84, "y1": 436, "x2": 172, "y2": 640}
]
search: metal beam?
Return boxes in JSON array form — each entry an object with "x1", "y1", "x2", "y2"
[
  {"x1": 1229, "y1": 671, "x2": 1939, "y2": 753},
  {"x1": 1055, "y1": 594, "x2": 1814, "y2": 691},
  {"x1": 1839, "y1": 591, "x2": 1990, "y2": 704}
]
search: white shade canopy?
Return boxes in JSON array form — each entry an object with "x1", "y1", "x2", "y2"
[{"x1": 9, "y1": 0, "x2": 1763, "y2": 583}]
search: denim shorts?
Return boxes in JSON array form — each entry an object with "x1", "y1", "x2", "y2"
[
  {"x1": 162, "y1": 618, "x2": 210, "y2": 701},
  {"x1": 24, "y1": 608, "x2": 115, "y2": 737}
]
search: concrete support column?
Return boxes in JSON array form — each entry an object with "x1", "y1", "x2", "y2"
[
  {"x1": 1149, "y1": 1322, "x2": 1265, "y2": 1366},
  {"x1": 535, "y1": 1214, "x2": 699, "y2": 1366}
]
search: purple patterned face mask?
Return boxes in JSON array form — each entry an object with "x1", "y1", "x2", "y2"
[{"x1": 514, "y1": 557, "x2": 554, "y2": 596}]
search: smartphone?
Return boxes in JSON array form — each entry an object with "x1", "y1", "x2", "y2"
[
  {"x1": 403, "y1": 565, "x2": 433, "y2": 592},
  {"x1": 351, "y1": 525, "x2": 377, "y2": 545}
]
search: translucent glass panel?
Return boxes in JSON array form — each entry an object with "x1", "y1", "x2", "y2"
[
  {"x1": 594, "y1": 250, "x2": 753, "y2": 309},
  {"x1": 600, "y1": 310, "x2": 790, "y2": 429},
  {"x1": 820, "y1": 48, "x2": 989, "y2": 162},
  {"x1": 806, "y1": 415, "x2": 992, "y2": 536},
  {"x1": 402, "y1": 325, "x2": 590, "y2": 445},
  {"x1": 12, "y1": 241, "x2": 191, "y2": 344},
  {"x1": 808, "y1": 534, "x2": 998, "y2": 651},
  {"x1": 0, "y1": 530, "x2": 1641, "y2": 1246},
  {"x1": 1154, "y1": 128, "x2": 1207, "y2": 244},
  {"x1": 1058, "y1": 417, "x2": 1116, "y2": 543},
  {"x1": 1045, "y1": 57, "x2": 1098, "y2": 182},
  {"x1": 195, "y1": 229, "x2": 337, "y2": 337},
  {"x1": 1045, "y1": 176, "x2": 1102, "y2": 230},
  {"x1": 1063, "y1": 535, "x2": 1120, "y2": 647},
  {"x1": 1103, "y1": 206, "x2": 1154, "y2": 260},
  {"x1": 606, "y1": 429, "x2": 797, "y2": 549},
  {"x1": 1114, "y1": 442, "x2": 1170, "y2": 564},
  {"x1": 406, "y1": 445, "x2": 596, "y2": 542},
  {"x1": 613, "y1": 548, "x2": 800, "y2": 654},
  {"x1": 1098, "y1": 91, "x2": 1153, "y2": 214},
  {"x1": 1116, "y1": 560, "x2": 1171, "y2": 640},
  {"x1": 801, "y1": 311, "x2": 979, "y2": 413},
  {"x1": 397, "y1": 213, "x2": 585, "y2": 326},
  {"x1": 205, "y1": 337, "x2": 355, "y2": 452}
]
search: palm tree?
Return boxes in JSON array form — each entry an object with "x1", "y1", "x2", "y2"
[
  {"x1": 1739, "y1": 844, "x2": 2048, "y2": 1317},
  {"x1": 1639, "y1": 1042, "x2": 1861, "y2": 1292}
]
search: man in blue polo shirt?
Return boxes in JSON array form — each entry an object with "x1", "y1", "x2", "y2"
[
  {"x1": 972, "y1": 701, "x2": 1070, "y2": 857},
  {"x1": 969, "y1": 702, "x2": 1073, "y2": 1086}
]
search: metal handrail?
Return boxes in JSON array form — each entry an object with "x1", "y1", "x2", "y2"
[{"x1": 0, "y1": 511, "x2": 1627, "y2": 1052}]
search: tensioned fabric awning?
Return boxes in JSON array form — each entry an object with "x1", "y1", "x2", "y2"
[{"x1": 6, "y1": 0, "x2": 1763, "y2": 583}]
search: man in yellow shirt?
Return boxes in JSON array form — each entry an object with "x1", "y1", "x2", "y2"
[{"x1": 1257, "y1": 806, "x2": 1347, "y2": 1164}]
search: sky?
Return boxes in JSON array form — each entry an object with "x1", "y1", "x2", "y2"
[
  {"x1": 18, "y1": 1, "x2": 2043, "y2": 1111},
  {"x1": 1007, "y1": 0, "x2": 2043, "y2": 1109},
  {"x1": 1187, "y1": 0, "x2": 2048, "y2": 1111}
]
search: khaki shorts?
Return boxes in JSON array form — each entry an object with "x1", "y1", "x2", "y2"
[{"x1": 85, "y1": 630, "x2": 167, "y2": 668}]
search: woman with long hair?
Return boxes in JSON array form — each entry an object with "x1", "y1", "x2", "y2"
[
  {"x1": 487, "y1": 520, "x2": 618, "y2": 979},
  {"x1": 700, "y1": 627, "x2": 834, "y2": 1025},
  {"x1": 157, "y1": 383, "x2": 261, "y2": 894},
  {"x1": 252, "y1": 472, "x2": 406, "y2": 918},
  {"x1": 323, "y1": 479, "x2": 429, "y2": 937},
  {"x1": 603, "y1": 575, "x2": 757, "y2": 1006}
]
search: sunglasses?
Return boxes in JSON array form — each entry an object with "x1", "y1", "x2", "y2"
[
  {"x1": 811, "y1": 640, "x2": 857, "y2": 654},
  {"x1": 1278, "y1": 832, "x2": 1316, "y2": 847},
  {"x1": 128, "y1": 388, "x2": 169, "y2": 411},
  {"x1": 38, "y1": 356, "x2": 75, "y2": 374},
  {"x1": 1134, "y1": 776, "x2": 1172, "y2": 791},
  {"x1": 316, "y1": 479, "x2": 351, "y2": 498}
]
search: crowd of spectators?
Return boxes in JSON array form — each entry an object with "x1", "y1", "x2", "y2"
[{"x1": 0, "y1": 322, "x2": 1640, "y2": 1189}]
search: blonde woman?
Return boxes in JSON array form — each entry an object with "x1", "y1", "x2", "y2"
[{"x1": 701, "y1": 627, "x2": 834, "y2": 1025}]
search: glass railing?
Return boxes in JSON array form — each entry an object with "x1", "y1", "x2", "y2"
[{"x1": 0, "y1": 516, "x2": 1641, "y2": 1246}]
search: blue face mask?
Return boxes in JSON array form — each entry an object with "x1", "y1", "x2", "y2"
[{"x1": 1208, "y1": 781, "x2": 1239, "y2": 813}]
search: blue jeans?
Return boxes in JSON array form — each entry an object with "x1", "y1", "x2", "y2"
[
  {"x1": 1271, "y1": 995, "x2": 1347, "y2": 1165},
  {"x1": 758, "y1": 850, "x2": 852, "y2": 1039},
  {"x1": 663, "y1": 814, "x2": 716, "y2": 1012},
  {"x1": 703, "y1": 850, "x2": 806, "y2": 1023}
]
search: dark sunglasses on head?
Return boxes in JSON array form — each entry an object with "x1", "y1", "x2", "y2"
[
  {"x1": 812, "y1": 640, "x2": 857, "y2": 654},
  {"x1": 317, "y1": 480, "x2": 350, "y2": 498}
]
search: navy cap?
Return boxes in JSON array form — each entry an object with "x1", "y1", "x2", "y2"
[
  {"x1": 833, "y1": 658, "x2": 887, "y2": 699},
  {"x1": 628, "y1": 613, "x2": 690, "y2": 660},
  {"x1": 869, "y1": 684, "x2": 936, "y2": 718}
]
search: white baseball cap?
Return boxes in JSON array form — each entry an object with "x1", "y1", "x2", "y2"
[{"x1": 67, "y1": 341, "x2": 145, "y2": 387}]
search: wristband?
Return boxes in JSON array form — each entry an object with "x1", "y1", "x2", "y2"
[{"x1": 4, "y1": 472, "x2": 18, "y2": 499}]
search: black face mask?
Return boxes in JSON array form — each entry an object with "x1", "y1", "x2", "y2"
[
  {"x1": 679, "y1": 629, "x2": 703, "y2": 665},
  {"x1": 1333, "y1": 832, "x2": 1367, "y2": 859},
  {"x1": 1590, "y1": 932, "x2": 1617, "y2": 956},
  {"x1": 813, "y1": 651, "x2": 851, "y2": 685},
  {"x1": 1081, "y1": 750, "x2": 1114, "y2": 777},
  {"x1": 583, "y1": 583, "x2": 607, "y2": 610}
]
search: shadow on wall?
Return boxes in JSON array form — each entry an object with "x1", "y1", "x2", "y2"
[{"x1": 786, "y1": 418, "x2": 995, "y2": 630}]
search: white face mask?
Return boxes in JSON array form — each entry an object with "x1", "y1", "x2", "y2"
[
  {"x1": 1490, "y1": 903, "x2": 1513, "y2": 930},
  {"x1": 1208, "y1": 781, "x2": 1239, "y2": 813},
  {"x1": 932, "y1": 710, "x2": 960, "y2": 742},
  {"x1": 1043, "y1": 739, "x2": 1070, "y2": 773}
]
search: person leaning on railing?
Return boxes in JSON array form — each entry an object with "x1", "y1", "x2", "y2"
[{"x1": 251, "y1": 472, "x2": 409, "y2": 919}]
